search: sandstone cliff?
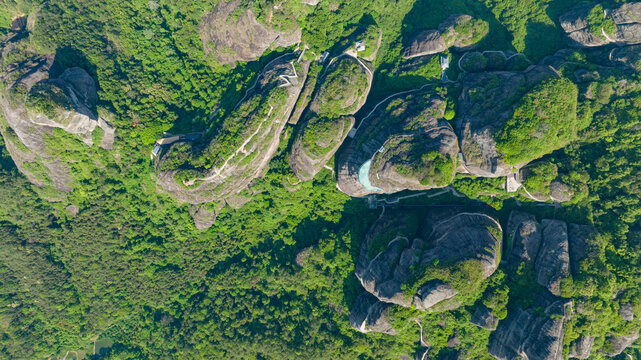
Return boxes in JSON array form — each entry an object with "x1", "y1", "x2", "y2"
[{"x1": 156, "y1": 54, "x2": 308, "y2": 205}]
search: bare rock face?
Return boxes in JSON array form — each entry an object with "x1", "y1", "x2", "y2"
[
  {"x1": 353, "y1": 210, "x2": 501, "y2": 314},
  {"x1": 561, "y1": 2, "x2": 641, "y2": 48},
  {"x1": 568, "y1": 223, "x2": 595, "y2": 276},
  {"x1": 290, "y1": 53, "x2": 375, "y2": 181},
  {"x1": 601, "y1": 331, "x2": 639, "y2": 356},
  {"x1": 568, "y1": 335, "x2": 595, "y2": 359},
  {"x1": 488, "y1": 298, "x2": 571, "y2": 360},
  {"x1": 0, "y1": 37, "x2": 113, "y2": 192},
  {"x1": 403, "y1": 14, "x2": 488, "y2": 58},
  {"x1": 471, "y1": 305, "x2": 498, "y2": 331},
  {"x1": 549, "y1": 180, "x2": 574, "y2": 202},
  {"x1": 455, "y1": 66, "x2": 557, "y2": 177},
  {"x1": 349, "y1": 292, "x2": 397, "y2": 335},
  {"x1": 337, "y1": 90, "x2": 457, "y2": 197},
  {"x1": 507, "y1": 211, "x2": 542, "y2": 265},
  {"x1": 157, "y1": 54, "x2": 308, "y2": 205},
  {"x1": 610, "y1": 44, "x2": 641, "y2": 71},
  {"x1": 535, "y1": 220, "x2": 571, "y2": 297},
  {"x1": 188, "y1": 205, "x2": 218, "y2": 231},
  {"x1": 413, "y1": 281, "x2": 458, "y2": 311},
  {"x1": 403, "y1": 30, "x2": 446, "y2": 59},
  {"x1": 200, "y1": 0, "x2": 301, "y2": 66},
  {"x1": 619, "y1": 302, "x2": 635, "y2": 321}
]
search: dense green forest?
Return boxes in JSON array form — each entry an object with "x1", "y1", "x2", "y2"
[{"x1": 0, "y1": 0, "x2": 640, "y2": 359}]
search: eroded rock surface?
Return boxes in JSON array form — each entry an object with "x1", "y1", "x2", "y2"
[
  {"x1": 337, "y1": 90, "x2": 457, "y2": 197},
  {"x1": 471, "y1": 305, "x2": 498, "y2": 331},
  {"x1": 157, "y1": 54, "x2": 308, "y2": 205},
  {"x1": 561, "y1": 2, "x2": 641, "y2": 48},
  {"x1": 489, "y1": 298, "x2": 571, "y2": 360},
  {"x1": 507, "y1": 211, "x2": 542, "y2": 265},
  {"x1": 0, "y1": 34, "x2": 113, "y2": 192},
  {"x1": 568, "y1": 223, "x2": 595, "y2": 276},
  {"x1": 455, "y1": 66, "x2": 557, "y2": 177},
  {"x1": 353, "y1": 210, "x2": 501, "y2": 314},
  {"x1": 535, "y1": 220, "x2": 571, "y2": 297},
  {"x1": 568, "y1": 335, "x2": 594, "y2": 359},
  {"x1": 601, "y1": 331, "x2": 639, "y2": 356},
  {"x1": 403, "y1": 14, "x2": 488, "y2": 58},
  {"x1": 200, "y1": 0, "x2": 301, "y2": 66},
  {"x1": 290, "y1": 52, "x2": 375, "y2": 181},
  {"x1": 349, "y1": 292, "x2": 397, "y2": 335}
]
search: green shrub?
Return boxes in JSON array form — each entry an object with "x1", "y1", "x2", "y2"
[
  {"x1": 459, "y1": 52, "x2": 487, "y2": 72},
  {"x1": 316, "y1": 57, "x2": 369, "y2": 117},
  {"x1": 586, "y1": 5, "x2": 615, "y2": 39},
  {"x1": 495, "y1": 77, "x2": 579, "y2": 165},
  {"x1": 25, "y1": 82, "x2": 71, "y2": 120},
  {"x1": 522, "y1": 162, "x2": 558, "y2": 195}
]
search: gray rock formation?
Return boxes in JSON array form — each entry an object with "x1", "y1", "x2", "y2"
[
  {"x1": 0, "y1": 35, "x2": 114, "y2": 192},
  {"x1": 610, "y1": 44, "x2": 641, "y2": 71},
  {"x1": 507, "y1": 211, "x2": 542, "y2": 265},
  {"x1": 413, "y1": 281, "x2": 458, "y2": 311},
  {"x1": 290, "y1": 53, "x2": 375, "y2": 181},
  {"x1": 156, "y1": 54, "x2": 307, "y2": 205},
  {"x1": 455, "y1": 65, "x2": 557, "y2": 177},
  {"x1": 337, "y1": 90, "x2": 457, "y2": 197},
  {"x1": 601, "y1": 331, "x2": 639, "y2": 356},
  {"x1": 535, "y1": 220, "x2": 571, "y2": 296},
  {"x1": 349, "y1": 292, "x2": 397, "y2": 335},
  {"x1": 549, "y1": 180, "x2": 574, "y2": 202},
  {"x1": 561, "y1": 2, "x2": 641, "y2": 48},
  {"x1": 200, "y1": 0, "x2": 301, "y2": 66},
  {"x1": 489, "y1": 298, "x2": 571, "y2": 360},
  {"x1": 619, "y1": 302, "x2": 635, "y2": 321},
  {"x1": 353, "y1": 210, "x2": 501, "y2": 313},
  {"x1": 403, "y1": 14, "x2": 488, "y2": 58},
  {"x1": 568, "y1": 335, "x2": 594, "y2": 359},
  {"x1": 188, "y1": 204, "x2": 219, "y2": 231},
  {"x1": 568, "y1": 223, "x2": 595, "y2": 276},
  {"x1": 471, "y1": 305, "x2": 498, "y2": 330}
]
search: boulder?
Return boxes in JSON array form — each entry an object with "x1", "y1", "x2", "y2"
[
  {"x1": 549, "y1": 180, "x2": 574, "y2": 202},
  {"x1": 157, "y1": 54, "x2": 308, "y2": 205},
  {"x1": 506, "y1": 211, "x2": 542, "y2": 265},
  {"x1": 337, "y1": 90, "x2": 456, "y2": 197},
  {"x1": 561, "y1": 2, "x2": 641, "y2": 48},
  {"x1": 413, "y1": 281, "x2": 458, "y2": 311},
  {"x1": 610, "y1": 44, "x2": 641, "y2": 71},
  {"x1": 402, "y1": 14, "x2": 487, "y2": 58},
  {"x1": 619, "y1": 302, "x2": 635, "y2": 321},
  {"x1": 488, "y1": 299, "x2": 571, "y2": 360},
  {"x1": 601, "y1": 331, "x2": 639, "y2": 356},
  {"x1": 200, "y1": 0, "x2": 301, "y2": 66},
  {"x1": 349, "y1": 292, "x2": 398, "y2": 335},
  {"x1": 354, "y1": 210, "x2": 501, "y2": 311},
  {"x1": 568, "y1": 335, "x2": 594, "y2": 359},
  {"x1": 403, "y1": 30, "x2": 446, "y2": 59},
  {"x1": 188, "y1": 204, "x2": 218, "y2": 231},
  {"x1": 471, "y1": 305, "x2": 498, "y2": 331},
  {"x1": 535, "y1": 220, "x2": 571, "y2": 296}
]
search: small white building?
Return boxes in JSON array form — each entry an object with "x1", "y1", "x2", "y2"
[
  {"x1": 440, "y1": 55, "x2": 450, "y2": 71},
  {"x1": 319, "y1": 51, "x2": 330, "y2": 63},
  {"x1": 355, "y1": 40, "x2": 366, "y2": 52},
  {"x1": 150, "y1": 144, "x2": 162, "y2": 160}
]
